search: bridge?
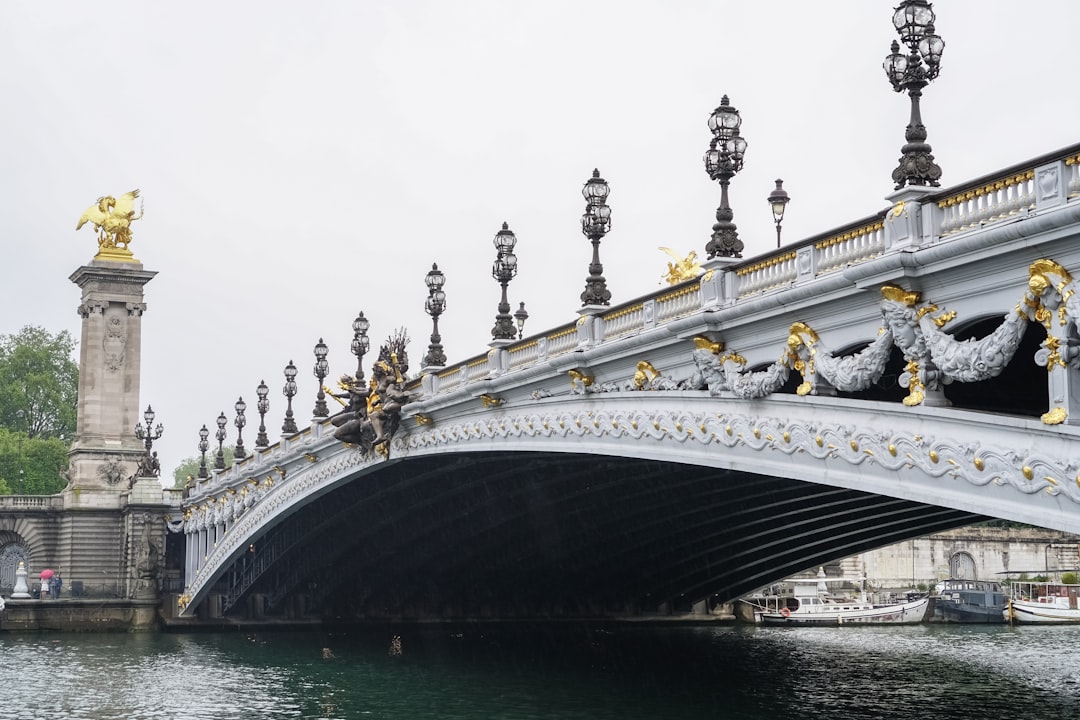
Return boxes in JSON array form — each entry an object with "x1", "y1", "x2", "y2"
[{"x1": 174, "y1": 142, "x2": 1080, "y2": 620}]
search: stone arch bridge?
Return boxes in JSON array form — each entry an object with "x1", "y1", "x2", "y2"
[{"x1": 175, "y1": 145, "x2": 1080, "y2": 619}]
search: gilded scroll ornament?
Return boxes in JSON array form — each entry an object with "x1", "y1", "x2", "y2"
[
  {"x1": 77, "y1": 189, "x2": 143, "y2": 261},
  {"x1": 1042, "y1": 407, "x2": 1067, "y2": 425},
  {"x1": 568, "y1": 369, "x2": 595, "y2": 394}
]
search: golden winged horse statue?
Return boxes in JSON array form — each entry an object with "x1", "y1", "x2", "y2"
[{"x1": 77, "y1": 189, "x2": 143, "y2": 258}]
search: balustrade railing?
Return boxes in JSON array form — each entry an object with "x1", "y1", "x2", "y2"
[
  {"x1": 937, "y1": 171, "x2": 1035, "y2": 237},
  {"x1": 736, "y1": 251, "x2": 798, "y2": 297},
  {"x1": 812, "y1": 219, "x2": 886, "y2": 276},
  {"x1": 602, "y1": 303, "x2": 645, "y2": 342},
  {"x1": 465, "y1": 356, "x2": 489, "y2": 382},
  {"x1": 545, "y1": 324, "x2": 578, "y2": 359},
  {"x1": 508, "y1": 339, "x2": 540, "y2": 370},
  {"x1": 655, "y1": 283, "x2": 700, "y2": 322},
  {"x1": 0, "y1": 496, "x2": 63, "y2": 510}
]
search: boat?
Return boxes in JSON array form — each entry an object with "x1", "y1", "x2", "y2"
[
  {"x1": 932, "y1": 578, "x2": 1007, "y2": 623},
  {"x1": 745, "y1": 568, "x2": 930, "y2": 625},
  {"x1": 1005, "y1": 582, "x2": 1080, "y2": 624}
]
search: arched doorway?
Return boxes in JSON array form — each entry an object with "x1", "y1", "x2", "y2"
[
  {"x1": 950, "y1": 551, "x2": 977, "y2": 579},
  {"x1": 0, "y1": 541, "x2": 29, "y2": 593}
]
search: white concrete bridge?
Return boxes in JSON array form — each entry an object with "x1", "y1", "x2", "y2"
[{"x1": 175, "y1": 143, "x2": 1080, "y2": 619}]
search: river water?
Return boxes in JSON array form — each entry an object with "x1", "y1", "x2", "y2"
[{"x1": 3, "y1": 623, "x2": 1079, "y2": 719}]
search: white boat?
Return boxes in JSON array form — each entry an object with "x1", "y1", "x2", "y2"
[
  {"x1": 1005, "y1": 582, "x2": 1080, "y2": 624},
  {"x1": 746, "y1": 568, "x2": 930, "y2": 626}
]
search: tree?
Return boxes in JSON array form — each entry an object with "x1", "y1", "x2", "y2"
[
  {"x1": 171, "y1": 447, "x2": 235, "y2": 489},
  {"x1": 0, "y1": 427, "x2": 68, "y2": 495},
  {"x1": 0, "y1": 326, "x2": 79, "y2": 440}
]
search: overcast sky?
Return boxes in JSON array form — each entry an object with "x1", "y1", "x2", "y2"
[{"x1": 3, "y1": 1, "x2": 1079, "y2": 478}]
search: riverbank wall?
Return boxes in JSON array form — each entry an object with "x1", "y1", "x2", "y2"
[{"x1": 0, "y1": 598, "x2": 159, "y2": 632}]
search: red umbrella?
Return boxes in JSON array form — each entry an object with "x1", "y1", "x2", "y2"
[{"x1": 40, "y1": 569, "x2": 54, "y2": 580}]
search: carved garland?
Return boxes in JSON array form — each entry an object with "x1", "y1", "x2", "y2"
[{"x1": 562, "y1": 259, "x2": 1076, "y2": 425}]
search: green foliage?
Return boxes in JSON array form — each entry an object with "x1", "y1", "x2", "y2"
[
  {"x1": 171, "y1": 447, "x2": 235, "y2": 489},
  {"x1": 0, "y1": 427, "x2": 69, "y2": 494},
  {"x1": 1062, "y1": 572, "x2": 1078, "y2": 585},
  {"x1": 0, "y1": 326, "x2": 79, "y2": 440}
]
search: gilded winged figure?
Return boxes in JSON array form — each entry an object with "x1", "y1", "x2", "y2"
[
  {"x1": 659, "y1": 247, "x2": 701, "y2": 285},
  {"x1": 77, "y1": 189, "x2": 142, "y2": 250}
]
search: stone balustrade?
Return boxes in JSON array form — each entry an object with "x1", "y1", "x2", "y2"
[{"x1": 0, "y1": 495, "x2": 63, "y2": 510}]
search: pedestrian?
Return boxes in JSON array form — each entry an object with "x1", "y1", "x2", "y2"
[{"x1": 51, "y1": 573, "x2": 62, "y2": 599}]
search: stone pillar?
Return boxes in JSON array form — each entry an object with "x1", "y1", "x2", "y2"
[{"x1": 65, "y1": 260, "x2": 157, "y2": 499}]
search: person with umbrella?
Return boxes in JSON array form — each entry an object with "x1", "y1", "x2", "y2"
[{"x1": 39, "y1": 569, "x2": 54, "y2": 600}]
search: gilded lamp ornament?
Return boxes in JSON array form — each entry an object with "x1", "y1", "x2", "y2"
[{"x1": 77, "y1": 189, "x2": 143, "y2": 262}]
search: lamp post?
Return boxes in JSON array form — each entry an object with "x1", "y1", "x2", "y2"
[
  {"x1": 233, "y1": 397, "x2": 247, "y2": 460},
  {"x1": 513, "y1": 302, "x2": 529, "y2": 340},
  {"x1": 134, "y1": 405, "x2": 164, "y2": 454},
  {"x1": 214, "y1": 412, "x2": 227, "y2": 470},
  {"x1": 197, "y1": 424, "x2": 210, "y2": 479},
  {"x1": 282, "y1": 360, "x2": 298, "y2": 435},
  {"x1": 580, "y1": 169, "x2": 612, "y2": 306},
  {"x1": 490, "y1": 222, "x2": 519, "y2": 341},
  {"x1": 703, "y1": 95, "x2": 747, "y2": 259},
  {"x1": 423, "y1": 266, "x2": 447, "y2": 368},
  {"x1": 884, "y1": 0, "x2": 944, "y2": 189},
  {"x1": 312, "y1": 338, "x2": 329, "y2": 418},
  {"x1": 768, "y1": 179, "x2": 790, "y2": 249},
  {"x1": 351, "y1": 312, "x2": 371, "y2": 381},
  {"x1": 254, "y1": 380, "x2": 270, "y2": 449},
  {"x1": 1045, "y1": 544, "x2": 1055, "y2": 579}
]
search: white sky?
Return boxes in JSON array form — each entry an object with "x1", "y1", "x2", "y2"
[{"x1": 3, "y1": 1, "x2": 1079, "y2": 478}]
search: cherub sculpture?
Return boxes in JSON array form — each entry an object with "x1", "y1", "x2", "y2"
[{"x1": 77, "y1": 189, "x2": 143, "y2": 252}]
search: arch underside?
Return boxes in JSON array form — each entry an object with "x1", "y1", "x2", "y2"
[{"x1": 229, "y1": 451, "x2": 980, "y2": 618}]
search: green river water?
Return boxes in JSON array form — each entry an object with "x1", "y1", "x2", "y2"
[{"x1": 2, "y1": 623, "x2": 1079, "y2": 719}]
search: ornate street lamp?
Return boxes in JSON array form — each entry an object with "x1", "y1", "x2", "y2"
[
  {"x1": 580, "y1": 169, "x2": 612, "y2": 306},
  {"x1": 255, "y1": 380, "x2": 270, "y2": 449},
  {"x1": 423, "y1": 266, "x2": 447, "y2": 367},
  {"x1": 513, "y1": 302, "x2": 529, "y2": 340},
  {"x1": 703, "y1": 95, "x2": 748, "y2": 259},
  {"x1": 313, "y1": 338, "x2": 329, "y2": 417},
  {"x1": 490, "y1": 222, "x2": 519, "y2": 341},
  {"x1": 197, "y1": 424, "x2": 210, "y2": 479},
  {"x1": 134, "y1": 405, "x2": 164, "y2": 455},
  {"x1": 282, "y1": 360, "x2": 299, "y2": 435},
  {"x1": 884, "y1": 0, "x2": 945, "y2": 189},
  {"x1": 767, "y1": 179, "x2": 791, "y2": 249},
  {"x1": 214, "y1": 411, "x2": 227, "y2": 470},
  {"x1": 351, "y1": 312, "x2": 371, "y2": 381},
  {"x1": 233, "y1": 396, "x2": 247, "y2": 460}
]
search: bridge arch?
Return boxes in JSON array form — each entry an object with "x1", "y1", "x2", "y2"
[{"x1": 179, "y1": 389, "x2": 1080, "y2": 616}]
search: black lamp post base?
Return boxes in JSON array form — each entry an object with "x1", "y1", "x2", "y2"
[{"x1": 892, "y1": 143, "x2": 942, "y2": 189}]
